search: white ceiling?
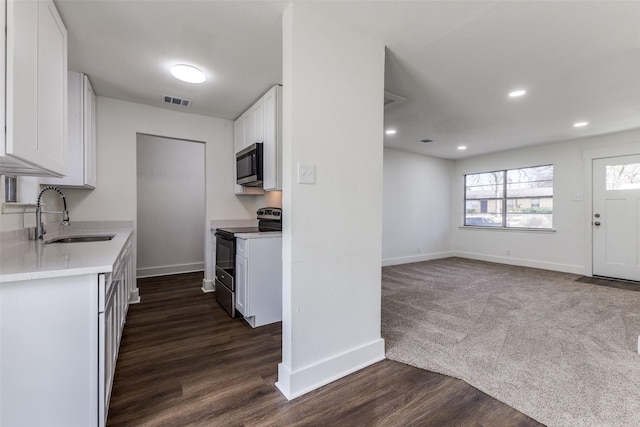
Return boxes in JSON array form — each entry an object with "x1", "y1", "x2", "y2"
[{"x1": 54, "y1": 0, "x2": 640, "y2": 160}]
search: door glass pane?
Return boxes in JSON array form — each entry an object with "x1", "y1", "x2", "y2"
[{"x1": 606, "y1": 163, "x2": 640, "y2": 190}]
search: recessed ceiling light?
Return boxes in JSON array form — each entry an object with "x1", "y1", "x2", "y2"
[
  {"x1": 508, "y1": 89, "x2": 527, "y2": 98},
  {"x1": 385, "y1": 129, "x2": 397, "y2": 135},
  {"x1": 170, "y1": 64, "x2": 206, "y2": 84},
  {"x1": 574, "y1": 121, "x2": 589, "y2": 127},
  {"x1": 457, "y1": 145, "x2": 467, "y2": 150}
]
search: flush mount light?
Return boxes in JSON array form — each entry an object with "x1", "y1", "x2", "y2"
[
  {"x1": 385, "y1": 129, "x2": 397, "y2": 135},
  {"x1": 508, "y1": 89, "x2": 527, "y2": 98},
  {"x1": 170, "y1": 64, "x2": 206, "y2": 84},
  {"x1": 574, "y1": 121, "x2": 589, "y2": 127},
  {"x1": 457, "y1": 145, "x2": 467, "y2": 151}
]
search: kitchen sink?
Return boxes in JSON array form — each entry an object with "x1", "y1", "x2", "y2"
[{"x1": 46, "y1": 234, "x2": 116, "y2": 244}]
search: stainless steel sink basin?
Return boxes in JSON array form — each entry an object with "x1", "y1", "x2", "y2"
[{"x1": 46, "y1": 234, "x2": 116, "y2": 244}]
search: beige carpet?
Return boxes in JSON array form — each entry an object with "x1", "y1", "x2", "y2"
[{"x1": 382, "y1": 257, "x2": 640, "y2": 427}]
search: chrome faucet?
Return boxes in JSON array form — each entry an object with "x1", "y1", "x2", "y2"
[{"x1": 36, "y1": 186, "x2": 70, "y2": 240}]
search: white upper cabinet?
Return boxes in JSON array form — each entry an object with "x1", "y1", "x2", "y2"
[
  {"x1": 233, "y1": 111, "x2": 264, "y2": 196},
  {"x1": 250, "y1": 97, "x2": 264, "y2": 149},
  {"x1": 0, "y1": 0, "x2": 5, "y2": 167},
  {"x1": 232, "y1": 85, "x2": 282, "y2": 194},
  {"x1": 262, "y1": 85, "x2": 282, "y2": 191},
  {"x1": 42, "y1": 72, "x2": 97, "y2": 188},
  {"x1": 1, "y1": 0, "x2": 67, "y2": 177}
]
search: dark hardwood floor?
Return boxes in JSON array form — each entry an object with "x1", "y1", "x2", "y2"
[{"x1": 107, "y1": 272, "x2": 542, "y2": 426}]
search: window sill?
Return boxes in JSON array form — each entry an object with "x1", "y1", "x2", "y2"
[{"x1": 458, "y1": 226, "x2": 556, "y2": 234}]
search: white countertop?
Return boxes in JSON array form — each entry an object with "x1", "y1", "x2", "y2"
[{"x1": 0, "y1": 228, "x2": 132, "y2": 283}]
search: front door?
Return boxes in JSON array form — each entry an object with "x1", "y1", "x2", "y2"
[{"x1": 593, "y1": 155, "x2": 640, "y2": 281}]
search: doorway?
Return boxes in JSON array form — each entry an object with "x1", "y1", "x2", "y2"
[
  {"x1": 592, "y1": 154, "x2": 640, "y2": 281},
  {"x1": 136, "y1": 134, "x2": 205, "y2": 278}
]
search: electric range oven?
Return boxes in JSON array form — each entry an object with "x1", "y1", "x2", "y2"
[{"x1": 214, "y1": 207, "x2": 282, "y2": 317}]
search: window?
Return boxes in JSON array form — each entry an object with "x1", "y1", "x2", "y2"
[
  {"x1": 606, "y1": 163, "x2": 640, "y2": 190},
  {"x1": 464, "y1": 165, "x2": 553, "y2": 229}
]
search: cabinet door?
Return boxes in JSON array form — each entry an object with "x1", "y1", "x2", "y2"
[
  {"x1": 251, "y1": 98, "x2": 265, "y2": 144},
  {"x1": 262, "y1": 86, "x2": 281, "y2": 190},
  {"x1": 37, "y1": 0, "x2": 67, "y2": 174},
  {"x1": 234, "y1": 117, "x2": 244, "y2": 153},
  {"x1": 104, "y1": 285, "x2": 117, "y2": 417},
  {"x1": 84, "y1": 75, "x2": 97, "y2": 187},
  {"x1": 242, "y1": 112, "x2": 253, "y2": 150},
  {"x1": 4, "y1": 0, "x2": 67, "y2": 176},
  {"x1": 41, "y1": 71, "x2": 93, "y2": 187},
  {"x1": 235, "y1": 254, "x2": 248, "y2": 316},
  {"x1": 233, "y1": 118, "x2": 244, "y2": 194},
  {"x1": 5, "y1": 0, "x2": 38, "y2": 161},
  {"x1": 0, "y1": 0, "x2": 5, "y2": 155}
]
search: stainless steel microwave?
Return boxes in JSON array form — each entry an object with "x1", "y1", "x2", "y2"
[{"x1": 236, "y1": 143, "x2": 263, "y2": 186}]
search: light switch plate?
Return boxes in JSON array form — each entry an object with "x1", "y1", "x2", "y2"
[{"x1": 297, "y1": 163, "x2": 315, "y2": 184}]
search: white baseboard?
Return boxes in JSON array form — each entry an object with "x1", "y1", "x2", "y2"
[
  {"x1": 453, "y1": 251, "x2": 586, "y2": 275},
  {"x1": 382, "y1": 251, "x2": 454, "y2": 267},
  {"x1": 136, "y1": 262, "x2": 204, "y2": 279},
  {"x1": 201, "y1": 278, "x2": 214, "y2": 293},
  {"x1": 128, "y1": 288, "x2": 140, "y2": 304},
  {"x1": 275, "y1": 338, "x2": 385, "y2": 400}
]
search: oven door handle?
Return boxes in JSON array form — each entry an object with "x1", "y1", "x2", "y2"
[{"x1": 214, "y1": 232, "x2": 234, "y2": 240}]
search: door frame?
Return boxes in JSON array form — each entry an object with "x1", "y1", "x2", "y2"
[{"x1": 583, "y1": 140, "x2": 640, "y2": 277}]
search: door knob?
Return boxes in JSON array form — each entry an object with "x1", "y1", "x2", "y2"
[{"x1": 594, "y1": 221, "x2": 601, "y2": 226}]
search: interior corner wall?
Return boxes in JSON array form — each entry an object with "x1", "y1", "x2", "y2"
[
  {"x1": 382, "y1": 148, "x2": 454, "y2": 266},
  {"x1": 276, "y1": 3, "x2": 386, "y2": 400},
  {"x1": 451, "y1": 127, "x2": 640, "y2": 274}
]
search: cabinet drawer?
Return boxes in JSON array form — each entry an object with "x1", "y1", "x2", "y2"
[{"x1": 236, "y1": 238, "x2": 247, "y2": 256}]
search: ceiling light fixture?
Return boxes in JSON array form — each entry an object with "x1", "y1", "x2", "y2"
[
  {"x1": 385, "y1": 129, "x2": 397, "y2": 135},
  {"x1": 573, "y1": 121, "x2": 589, "y2": 127},
  {"x1": 457, "y1": 145, "x2": 467, "y2": 151},
  {"x1": 508, "y1": 89, "x2": 527, "y2": 98},
  {"x1": 170, "y1": 64, "x2": 206, "y2": 84}
]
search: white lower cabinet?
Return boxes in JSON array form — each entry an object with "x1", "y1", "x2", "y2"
[
  {"x1": 235, "y1": 236, "x2": 282, "y2": 328},
  {"x1": 0, "y1": 235, "x2": 132, "y2": 427},
  {"x1": 100, "y1": 235, "x2": 132, "y2": 425}
]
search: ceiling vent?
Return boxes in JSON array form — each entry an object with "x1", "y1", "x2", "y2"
[
  {"x1": 162, "y1": 94, "x2": 192, "y2": 107},
  {"x1": 419, "y1": 139, "x2": 435, "y2": 144},
  {"x1": 384, "y1": 91, "x2": 407, "y2": 109}
]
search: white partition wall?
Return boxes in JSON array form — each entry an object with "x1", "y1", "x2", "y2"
[{"x1": 276, "y1": 3, "x2": 386, "y2": 400}]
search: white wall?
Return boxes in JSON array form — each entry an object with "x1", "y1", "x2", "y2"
[
  {"x1": 62, "y1": 96, "x2": 255, "y2": 293},
  {"x1": 451, "y1": 127, "x2": 640, "y2": 274},
  {"x1": 136, "y1": 134, "x2": 205, "y2": 277},
  {"x1": 382, "y1": 148, "x2": 453, "y2": 265},
  {"x1": 0, "y1": 176, "x2": 38, "y2": 232},
  {"x1": 276, "y1": 3, "x2": 386, "y2": 400}
]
